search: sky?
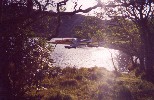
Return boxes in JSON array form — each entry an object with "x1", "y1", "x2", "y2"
[
  {"x1": 49, "y1": 0, "x2": 110, "y2": 16},
  {"x1": 64, "y1": 0, "x2": 109, "y2": 15},
  {"x1": 64, "y1": 0, "x2": 98, "y2": 15}
]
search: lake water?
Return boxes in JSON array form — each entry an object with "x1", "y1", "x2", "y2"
[{"x1": 50, "y1": 43, "x2": 120, "y2": 71}]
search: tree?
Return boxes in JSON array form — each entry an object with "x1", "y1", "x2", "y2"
[
  {"x1": 0, "y1": 0, "x2": 102, "y2": 98},
  {"x1": 74, "y1": 15, "x2": 142, "y2": 71},
  {"x1": 73, "y1": 16, "x2": 105, "y2": 43},
  {"x1": 101, "y1": 0, "x2": 154, "y2": 78},
  {"x1": 105, "y1": 17, "x2": 142, "y2": 70}
]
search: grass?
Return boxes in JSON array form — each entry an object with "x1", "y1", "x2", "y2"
[{"x1": 26, "y1": 67, "x2": 154, "y2": 100}]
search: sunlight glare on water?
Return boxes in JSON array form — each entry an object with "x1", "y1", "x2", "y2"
[{"x1": 51, "y1": 44, "x2": 119, "y2": 71}]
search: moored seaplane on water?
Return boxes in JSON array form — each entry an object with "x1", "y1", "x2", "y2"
[{"x1": 64, "y1": 38, "x2": 93, "y2": 49}]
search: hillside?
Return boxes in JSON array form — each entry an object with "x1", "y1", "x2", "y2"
[
  {"x1": 58, "y1": 14, "x2": 110, "y2": 38},
  {"x1": 32, "y1": 14, "x2": 108, "y2": 38},
  {"x1": 58, "y1": 14, "x2": 86, "y2": 38},
  {"x1": 58, "y1": 14, "x2": 113, "y2": 38}
]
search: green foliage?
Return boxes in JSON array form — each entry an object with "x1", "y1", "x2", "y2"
[
  {"x1": 60, "y1": 79, "x2": 78, "y2": 87},
  {"x1": 73, "y1": 16, "x2": 142, "y2": 72},
  {"x1": 101, "y1": 18, "x2": 143, "y2": 72},
  {"x1": 7, "y1": 37, "x2": 53, "y2": 98},
  {"x1": 0, "y1": 1, "x2": 57, "y2": 99},
  {"x1": 73, "y1": 16, "x2": 105, "y2": 40},
  {"x1": 30, "y1": 16, "x2": 58, "y2": 37},
  {"x1": 116, "y1": 85, "x2": 132, "y2": 100},
  {"x1": 105, "y1": 18, "x2": 141, "y2": 55},
  {"x1": 25, "y1": 67, "x2": 154, "y2": 100},
  {"x1": 45, "y1": 92, "x2": 76, "y2": 100},
  {"x1": 103, "y1": 0, "x2": 154, "y2": 80}
]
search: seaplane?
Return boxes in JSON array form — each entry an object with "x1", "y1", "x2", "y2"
[{"x1": 64, "y1": 39, "x2": 93, "y2": 49}]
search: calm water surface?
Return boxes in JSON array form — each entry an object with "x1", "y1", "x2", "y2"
[{"x1": 50, "y1": 43, "x2": 119, "y2": 71}]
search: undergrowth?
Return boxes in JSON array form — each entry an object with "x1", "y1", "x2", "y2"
[{"x1": 25, "y1": 67, "x2": 154, "y2": 100}]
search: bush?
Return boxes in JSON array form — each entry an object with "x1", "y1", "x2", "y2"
[
  {"x1": 88, "y1": 72, "x2": 103, "y2": 81},
  {"x1": 89, "y1": 73, "x2": 98, "y2": 80},
  {"x1": 116, "y1": 86, "x2": 132, "y2": 100},
  {"x1": 75, "y1": 75, "x2": 83, "y2": 81},
  {"x1": 60, "y1": 79, "x2": 78, "y2": 87},
  {"x1": 46, "y1": 92, "x2": 76, "y2": 100}
]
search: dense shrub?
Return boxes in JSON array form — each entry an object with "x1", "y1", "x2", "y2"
[
  {"x1": 46, "y1": 92, "x2": 76, "y2": 100},
  {"x1": 60, "y1": 79, "x2": 78, "y2": 87}
]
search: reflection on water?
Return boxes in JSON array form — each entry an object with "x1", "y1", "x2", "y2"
[{"x1": 50, "y1": 44, "x2": 119, "y2": 71}]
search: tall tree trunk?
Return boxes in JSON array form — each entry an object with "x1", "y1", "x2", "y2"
[
  {"x1": 0, "y1": 0, "x2": 3, "y2": 23},
  {"x1": 145, "y1": 32, "x2": 154, "y2": 76},
  {"x1": 140, "y1": 23, "x2": 154, "y2": 79},
  {"x1": 0, "y1": 37, "x2": 13, "y2": 99}
]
